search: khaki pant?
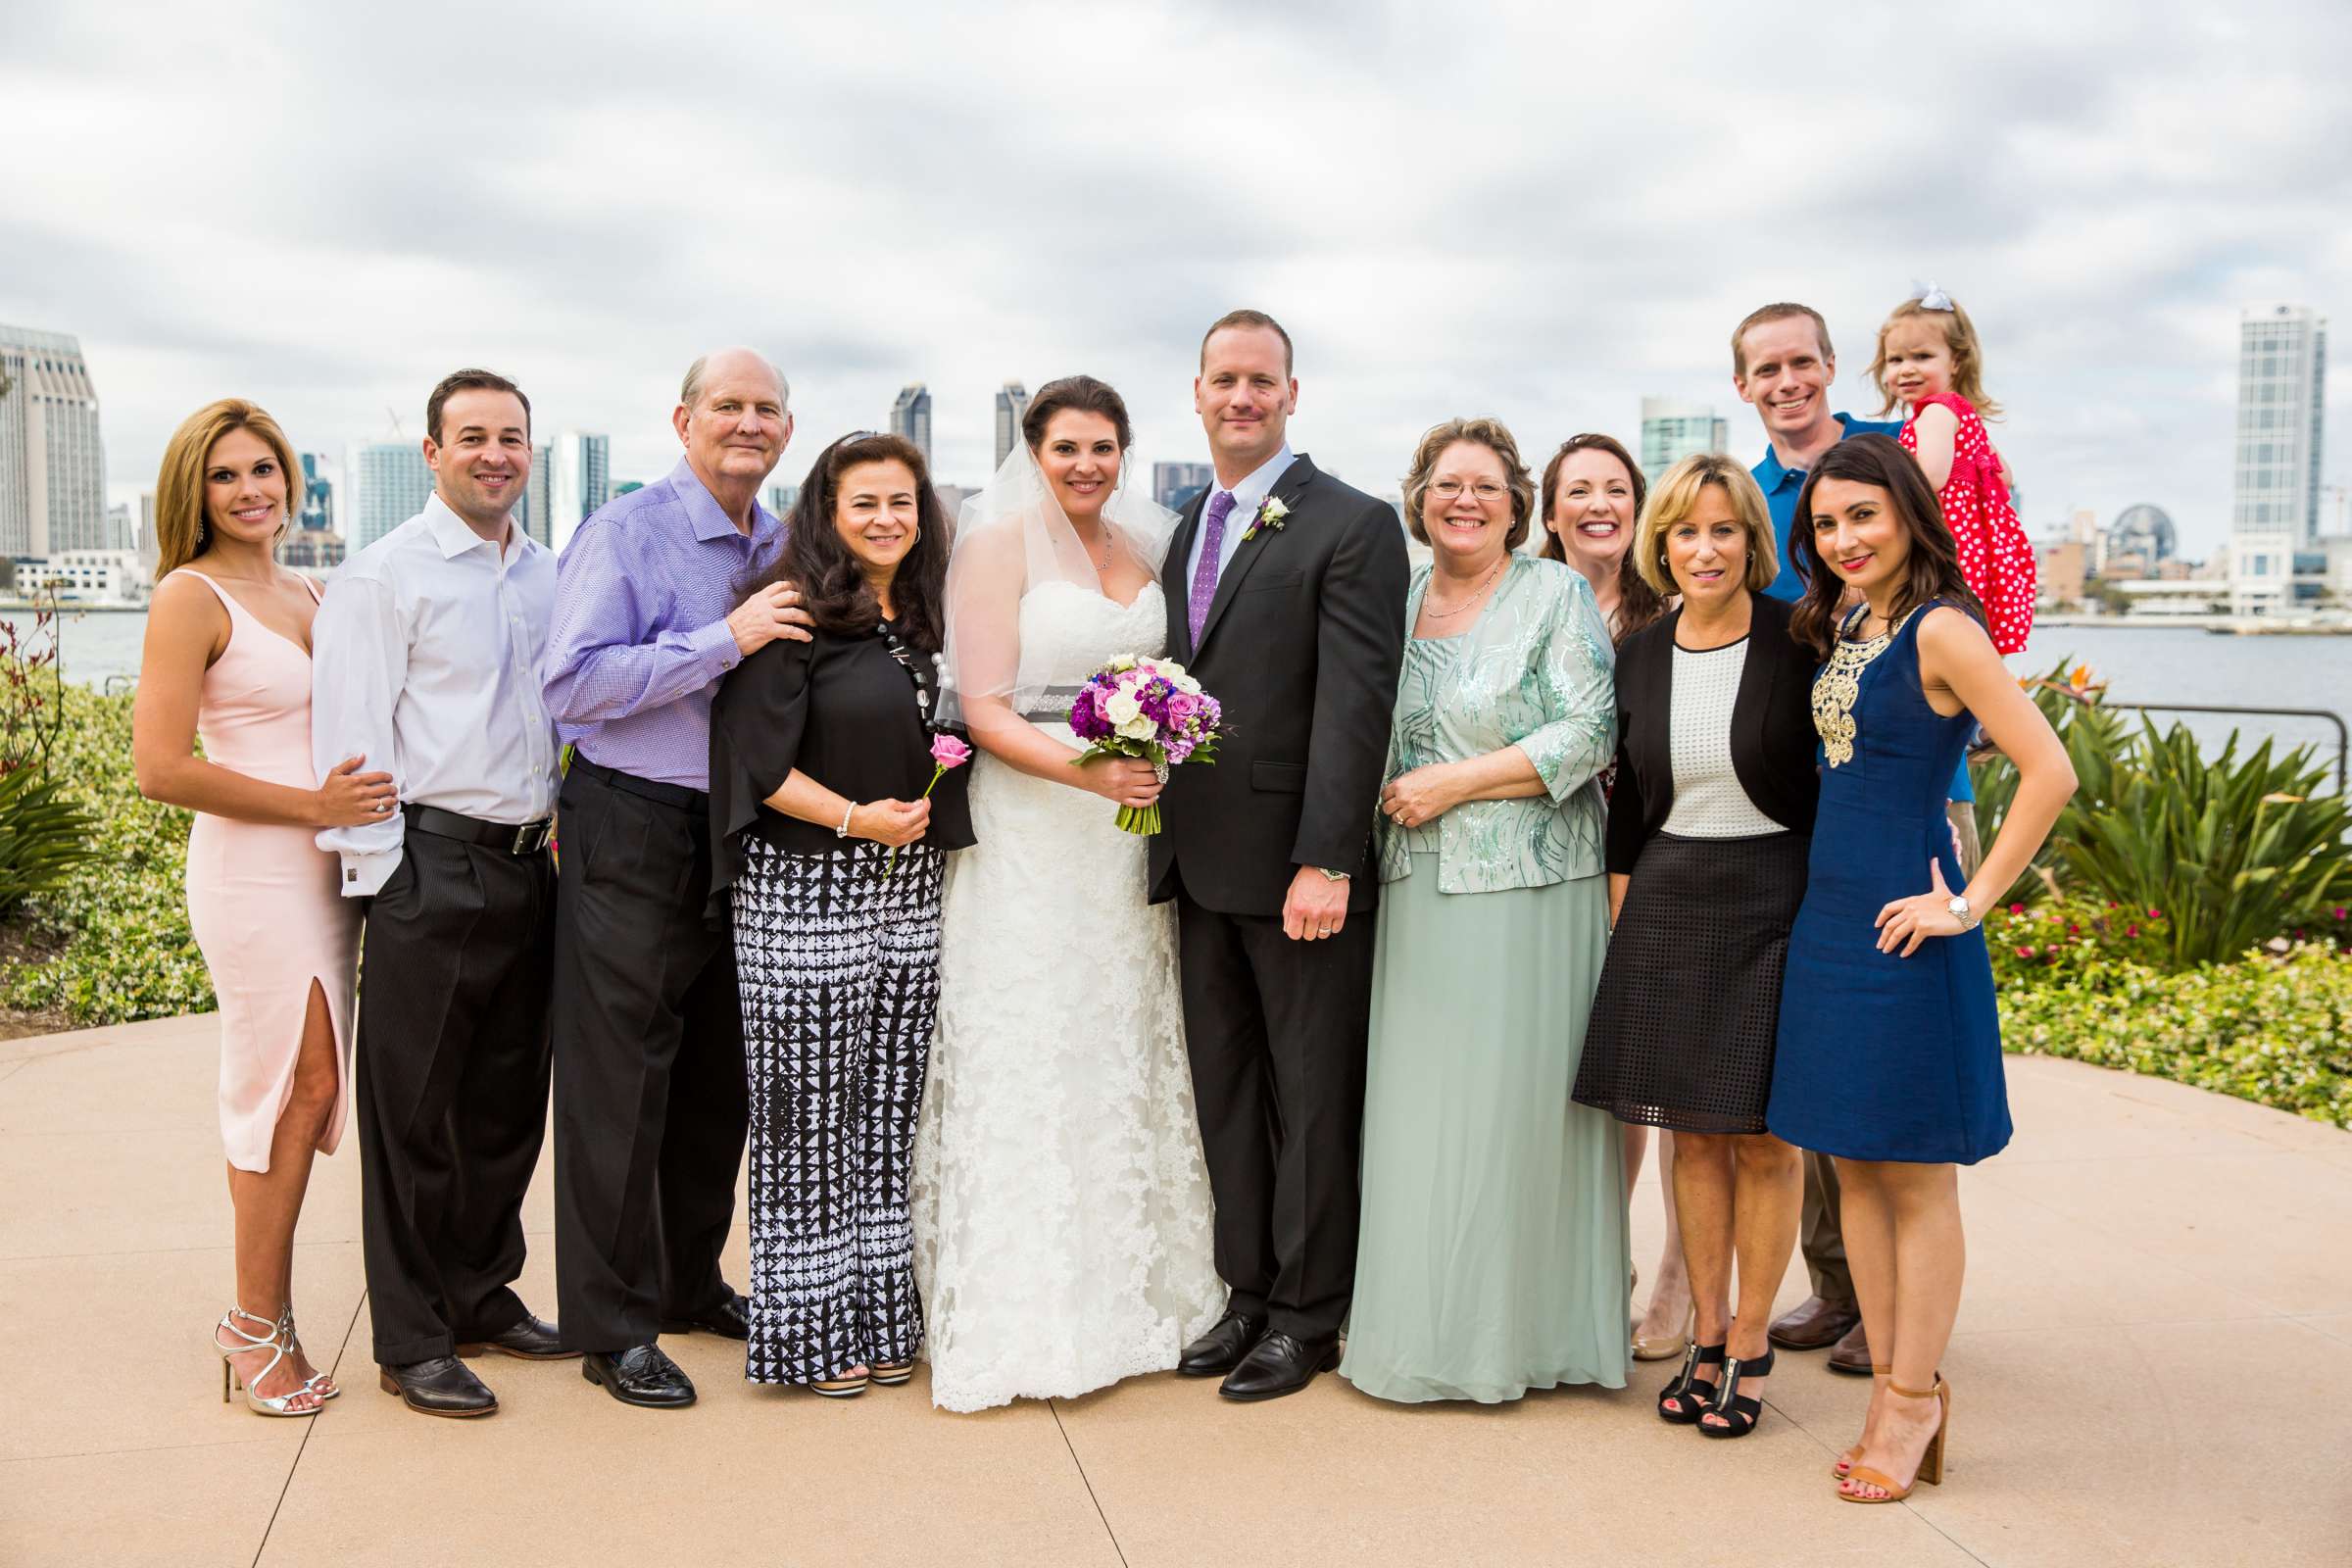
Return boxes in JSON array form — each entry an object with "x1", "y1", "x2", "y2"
[{"x1": 1798, "y1": 798, "x2": 1984, "y2": 1302}]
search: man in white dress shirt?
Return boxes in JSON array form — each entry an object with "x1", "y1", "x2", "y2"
[{"x1": 313, "y1": 368, "x2": 569, "y2": 1419}]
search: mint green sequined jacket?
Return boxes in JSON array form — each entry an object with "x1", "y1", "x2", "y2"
[{"x1": 1376, "y1": 555, "x2": 1616, "y2": 893}]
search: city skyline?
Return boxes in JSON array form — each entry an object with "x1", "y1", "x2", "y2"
[{"x1": 9, "y1": 4, "x2": 2351, "y2": 560}]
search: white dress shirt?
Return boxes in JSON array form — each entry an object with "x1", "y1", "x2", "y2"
[
  {"x1": 1183, "y1": 442, "x2": 1297, "y2": 596},
  {"x1": 312, "y1": 494, "x2": 560, "y2": 896}
]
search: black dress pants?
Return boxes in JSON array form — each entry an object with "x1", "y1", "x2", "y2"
[
  {"x1": 551, "y1": 762, "x2": 749, "y2": 1354},
  {"x1": 357, "y1": 829, "x2": 555, "y2": 1365},
  {"x1": 1175, "y1": 887, "x2": 1375, "y2": 1341}
]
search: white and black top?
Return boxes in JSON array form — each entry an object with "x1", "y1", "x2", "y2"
[{"x1": 1662, "y1": 639, "x2": 1785, "y2": 839}]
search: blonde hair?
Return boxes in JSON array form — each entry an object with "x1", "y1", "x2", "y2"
[
  {"x1": 1632, "y1": 453, "x2": 1779, "y2": 596},
  {"x1": 154, "y1": 399, "x2": 301, "y2": 577},
  {"x1": 1400, "y1": 416, "x2": 1536, "y2": 550},
  {"x1": 1869, "y1": 297, "x2": 2003, "y2": 421}
]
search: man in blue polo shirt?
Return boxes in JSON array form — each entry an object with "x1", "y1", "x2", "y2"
[
  {"x1": 1733, "y1": 302, "x2": 1900, "y2": 1381},
  {"x1": 1736, "y1": 302, "x2": 1903, "y2": 603},
  {"x1": 1737, "y1": 303, "x2": 1981, "y2": 861}
]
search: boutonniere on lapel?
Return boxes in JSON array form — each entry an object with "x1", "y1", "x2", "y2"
[{"x1": 1240, "y1": 496, "x2": 1290, "y2": 545}]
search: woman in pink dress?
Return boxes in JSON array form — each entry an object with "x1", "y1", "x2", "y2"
[{"x1": 131, "y1": 400, "x2": 396, "y2": 1416}]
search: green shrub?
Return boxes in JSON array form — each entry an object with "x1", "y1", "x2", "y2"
[
  {"x1": 0, "y1": 677, "x2": 214, "y2": 1024},
  {"x1": 1974, "y1": 659, "x2": 2352, "y2": 955},
  {"x1": 1998, "y1": 938, "x2": 2352, "y2": 1130},
  {"x1": 0, "y1": 766, "x2": 98, "y2": 914},
  {"x1": 2053, "y1": 724, "x2": 2352, "y2": 966}
]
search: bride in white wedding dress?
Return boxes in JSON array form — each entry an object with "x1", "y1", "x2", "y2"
[{"x1": 911, "y1": 375, "x2": 1224, "y2": 1413}]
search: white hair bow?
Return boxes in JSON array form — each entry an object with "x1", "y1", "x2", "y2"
[{"x1": 1909, "y1": 279, "x2": 1955, "y2": 312}]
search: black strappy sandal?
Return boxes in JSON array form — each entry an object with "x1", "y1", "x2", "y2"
[
  {"x1": 1656, "y1": 1341, "x2": 1725, "y2": 1425},
  {"x1": 1699, "y1": 1347, "x2": 1776, "y2": 1439}
]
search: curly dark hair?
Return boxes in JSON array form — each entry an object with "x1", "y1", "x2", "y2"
[
  {"x1": 1788, "y1": 433, "x2": 1984, "y2": 659},
  {"x1": 1536, "y1": 432, "x2": 1665, "y2": 645},
  {"x1": 770, "y1": 431, "x2": 951, "y2": 653}
]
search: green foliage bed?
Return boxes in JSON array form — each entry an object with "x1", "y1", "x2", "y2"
[{"x1": 1, "y1": 680, "x2": 215, "y2": 1022}]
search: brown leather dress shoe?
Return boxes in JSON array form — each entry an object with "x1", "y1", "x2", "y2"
[
  {"x1": 1767, "y1": 1295, "x2": 1860, "y2": 1351},
  {"x1": 1825, "y1": 1317, "x2": 1874, "y2": 1376}
]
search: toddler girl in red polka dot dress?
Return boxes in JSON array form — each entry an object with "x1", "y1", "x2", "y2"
[{"x1": 1871, "y1": 286, "x2": 2035, "y2": 654}]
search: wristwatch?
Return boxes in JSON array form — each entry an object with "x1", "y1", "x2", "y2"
[
  {"x1": 1315, "y1": 866, "x2": 1351, "y2": 883},
  {"x1": 1945, "y1": 893, "x2": 1977, "y2": 931}
]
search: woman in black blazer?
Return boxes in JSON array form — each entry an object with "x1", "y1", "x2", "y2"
[{"x1": 1572, "y1": 454, "x2": 1820, "y2": 1443}]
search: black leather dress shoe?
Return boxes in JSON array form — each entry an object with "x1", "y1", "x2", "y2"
[
  {"x1": 457, "y1": 1312, "x2": 576, "y2": 1361},
  {"x1": 378, "y1": 1354, "x2": 498, "y2": 1418},
  {"x1": 1218, "y1": 1330, "x2": 1339, "y2": 1402},
  {"x1": 582, "y1": 1344, "x2": 696, "y2": 1408},
  {"x1": 1177, "y1": 1309, "x2": 1267, "y2": 1378},
  {"x1": 660, "y1": 1288, "x2": 749, "y2": 1341}
]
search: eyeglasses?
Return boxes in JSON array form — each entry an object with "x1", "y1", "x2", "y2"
[{"x1": 1427, "y1": 480, "x2": 1510, "y2": 503}]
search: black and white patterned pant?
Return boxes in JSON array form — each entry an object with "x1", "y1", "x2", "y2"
[{"x1": 730, "y1": 838, "x2": 944, "y2": 1385}]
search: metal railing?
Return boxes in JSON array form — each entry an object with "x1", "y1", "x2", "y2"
[{"x1": 2102, "y1": 702, "x2": 2348, "y2": 795}]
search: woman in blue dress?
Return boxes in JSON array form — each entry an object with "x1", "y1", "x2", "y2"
[{"x1": 1765, "y1": 435, "x2": 2074, "y2": 1504}]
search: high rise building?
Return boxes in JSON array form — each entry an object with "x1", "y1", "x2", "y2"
[
  {"x1": 994, "y1": 381, "x2": 1029, "y2": 471},
  {"x1": 349, "y1": 440, "x2": 434, "y2": 550},
  {"x1": 890, "y1": 384, "x2": 933, "y2": 466},
  {"x1": 136, "y1": 490, "x2": 158, "y2": 574},
  {"x1": 1152, "y1": 462, "x2": 1214, "y2": 512},
  {"x1": 297, "y1": 452, "x2": 336, "y2": 533},
  {"x1": 2229, "y1": 303, "x2": 2329, "y2": 614},
  {"x1": 762, "y1": 482, "x2": 800, "y2": 520},
  {"x1": 0, "y1": 324, "x2": 109, "y2": 557},
  {"x1": 549, "y1": 431, "x2": 611, "y2": 553},
  {"x1": 1638, "y1": 397, "x2": 1730, "y2": 485},
  {"x1": 517, "y1": 440, "x2": 555, "y2": 549}
]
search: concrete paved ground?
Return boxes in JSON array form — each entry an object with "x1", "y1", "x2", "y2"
[{"x1": 4, "y1": 1012, "x2": 2349, "y2": 1567}]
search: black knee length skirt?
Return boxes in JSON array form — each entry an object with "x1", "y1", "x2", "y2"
[{"x1": 1571, "y1": 830, "x2": 1808, "y2": 1135}]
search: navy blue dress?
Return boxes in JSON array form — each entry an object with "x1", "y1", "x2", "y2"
[{"x1": 1766, "y1": 602, "x2": 2010, "y2": 1165}]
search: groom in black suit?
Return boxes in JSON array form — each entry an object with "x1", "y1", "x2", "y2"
[{"x1": 1149, "y1": 310, "x2": 1408, "y2": 1400}]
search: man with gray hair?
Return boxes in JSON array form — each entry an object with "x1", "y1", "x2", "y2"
[{"x1": 541, "y1": 348, "x2": 808, "y2": 1407}]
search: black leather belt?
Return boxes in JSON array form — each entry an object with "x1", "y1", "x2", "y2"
[
  {"x1": 567, "y1": 756, "x2": 709, "y2": 812},
  {"x1": 404, "y1": 803, "x2": 554, "y2": 855}
]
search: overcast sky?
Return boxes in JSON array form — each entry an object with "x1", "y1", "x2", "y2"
[{"x1": 8, "y1": 0, "x2": 2349, "y2": 556}]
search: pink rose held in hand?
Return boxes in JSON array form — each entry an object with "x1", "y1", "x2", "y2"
[{"x1": 931, "y1": 733, "x2": 973, "y2": 770}]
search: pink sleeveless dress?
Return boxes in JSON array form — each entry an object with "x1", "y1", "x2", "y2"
[{"x1": 176, "y1": 569, "x2": 359, "y2": 1174}]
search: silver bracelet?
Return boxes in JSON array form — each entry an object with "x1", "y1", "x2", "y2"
[{"x1": 836, "y1": 801, "x2": 857, "y2": 839}]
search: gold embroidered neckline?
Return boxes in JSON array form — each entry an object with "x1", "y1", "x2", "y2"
[{"x1": 1813, "y1": 608, "x2": 1917, "y2": 768}]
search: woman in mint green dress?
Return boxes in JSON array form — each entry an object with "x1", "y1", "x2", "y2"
[{"x1": 1339, "y1": 417, "x2": 1628, "y2": 1404}]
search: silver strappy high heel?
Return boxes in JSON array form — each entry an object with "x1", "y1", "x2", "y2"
[
  {"x1": 275, "y1": 1303, "x2": 339, "y2": 1400},
  {"x1": 215, "y1": 1307, "x2": 324, "y2": 1417}
]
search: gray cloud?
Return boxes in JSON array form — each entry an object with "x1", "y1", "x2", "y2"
[{"x1": 6, "y1": 0, "x2": 2349, "y2": 551}]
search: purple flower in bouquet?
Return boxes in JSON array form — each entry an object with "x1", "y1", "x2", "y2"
[{"x1": 1064, "y1": 654, "x2": 1224, "y2": 834}]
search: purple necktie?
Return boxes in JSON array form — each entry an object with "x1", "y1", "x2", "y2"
[{"x1": 1188, "y1": 489, "x2": 1238, "y2": 645}]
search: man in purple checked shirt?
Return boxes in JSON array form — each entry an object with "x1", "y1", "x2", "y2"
[{"x1": 541, "y1": 347, "x2": 809, "y2": 1409}]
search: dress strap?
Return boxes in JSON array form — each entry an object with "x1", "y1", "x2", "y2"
[{"x1": 170, "y1": 568, "x2": 248, "y2": 621}]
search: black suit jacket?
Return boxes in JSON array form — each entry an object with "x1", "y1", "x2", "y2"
[
  {"x1": 1604, "y1": 593, "x2": 1821, "y2": 876},
  {"x1": 1148, "y1": 454, "x2": 1410, "y2": 916}
]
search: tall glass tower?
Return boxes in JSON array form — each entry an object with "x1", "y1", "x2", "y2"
[
  {"x1": 2229, "y1": 303, "x2": 2328, "y2": 614},
  {"x1": 891, "y1": 383, "x2": 933, "y2": 467},
  {"x1": 0, "y1": 324, "x2": 108, "y2": 557}
]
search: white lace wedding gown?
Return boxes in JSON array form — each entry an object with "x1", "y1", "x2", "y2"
[{"x1": 912, "y1": 579, "x2": 1225, "y2": 1412}]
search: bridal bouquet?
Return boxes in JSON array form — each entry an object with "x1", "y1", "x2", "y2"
[{"x1": 1066, "y1": 655, "x2": 1223, "y2": 834}]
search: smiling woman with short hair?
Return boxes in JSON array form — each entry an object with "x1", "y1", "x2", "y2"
[
  {"x1": 1339, "y1": 416, "x2": 1627, "y2": 1405},
  {"x1": 1573, "y1": 452, "x2": 1820, "y2": 1443}
]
